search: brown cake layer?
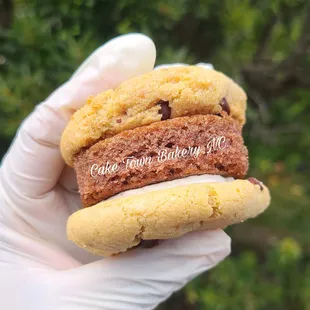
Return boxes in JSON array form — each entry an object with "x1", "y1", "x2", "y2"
[{"x1": 74, "y1": 115, "x2": 249, "y2": 207}]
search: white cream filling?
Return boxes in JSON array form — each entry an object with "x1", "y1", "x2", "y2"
[{"x1": 107, "y1": 174, "x2": 234, "y2": 201}]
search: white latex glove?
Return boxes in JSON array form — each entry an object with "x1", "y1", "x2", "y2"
[{"x1": 0, "y1": 34, "x2": 230, "y2": 310}]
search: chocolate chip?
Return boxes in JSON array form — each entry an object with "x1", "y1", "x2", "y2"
[
  {"x1": 220, "y1": 97, "x2": 230, "y2": 115},
  {"x1": 139, "y1": 239, "x2": 160, "y2": 248},
  {"x1": 215, "y1": 163, "x2": 225, "y2": 170},
  {"x1": 247, "y1": 177, "x2": 264, "y2": 191},
  {"x1": 158, "y1": 100, "x2": 171, "y2": 120},
  {"x1": 116, "y1": 118, "x2": 122, "y2": 123},
  {"x1": 165, "y1": 142, "x2": 174, "y2": 148}
]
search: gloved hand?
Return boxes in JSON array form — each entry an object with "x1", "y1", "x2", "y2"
[{"x1": 0, "y1": 34, "x2": 231, "y2": 310}]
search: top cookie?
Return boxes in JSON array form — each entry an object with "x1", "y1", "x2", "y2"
[{"x1": 61, "y1": 66, "x2": 247, "y2": 166}]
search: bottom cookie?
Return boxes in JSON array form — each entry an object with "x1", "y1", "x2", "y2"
[{"x1": 67, "y1": 177, "x2": 270, "y2": 256}]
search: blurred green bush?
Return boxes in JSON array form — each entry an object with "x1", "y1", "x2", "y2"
[
  {"x1": 1, "y1": 0, "x2": 310, "y2": 170},
  {"x1": 1, "y1": 0, "x2": 310, "y2": 308},
  {"x1": 184, "y1": 238, "x2": 310, "y2": 310},
  {"x1": 158, "y1": 238, "x2": 310, "y2": 310}
]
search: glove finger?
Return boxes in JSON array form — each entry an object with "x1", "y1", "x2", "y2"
[
  {"x1": 155, "y1": 62, "x2": 214, "y2": 70},
  {"x1": 1, "y1": 34, "x2": 156, "y2": 200},
  {"x1": 55, "y1": 230, "x2": 231, "y2": 310},
  {"x1": 58, "y1": 165, "x2": 79, "y2": 194},
  {"x1": 196, "y1": 62, "x2": 214, "y2": 70},
  {"x1": 154, "y1": 63, "x2": 189, "y2": 70}
]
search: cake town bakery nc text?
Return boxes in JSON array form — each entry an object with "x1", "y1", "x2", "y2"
[{"x1": 90, "y1": 135, "x2": 227, "y2": 178}]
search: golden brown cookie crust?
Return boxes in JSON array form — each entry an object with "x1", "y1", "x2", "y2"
[
  {"x1": 67, "y1": 179, "x2": 270, "y2": 256},
  {"x1": 61, "y1": 66, "x2": 247, "y2": 166}
]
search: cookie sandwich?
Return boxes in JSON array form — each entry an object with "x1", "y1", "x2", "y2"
[{"x1": 61, "y1": 66, "x2": 270, "y2": 256}]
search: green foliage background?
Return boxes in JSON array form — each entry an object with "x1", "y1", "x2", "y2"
[{"x1": 0, "y1": 0, "x2": 310, "y2": 309}]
